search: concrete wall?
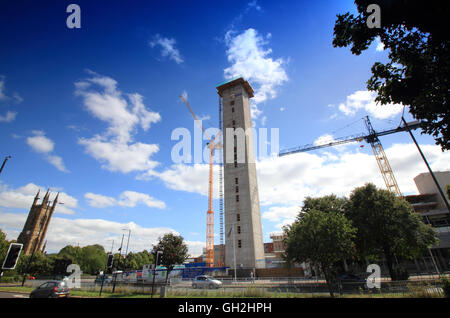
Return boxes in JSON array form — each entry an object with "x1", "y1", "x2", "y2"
[
  {"x1": 414, "y1": 171, "x2": 450, "y2": 210},
  {"x1": 220, "y1": 79, "x2": 265, "y2": 269}
]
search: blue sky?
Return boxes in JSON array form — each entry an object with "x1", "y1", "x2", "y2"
[{"x1": 0, "y1": 0, "x2": 449, "y2": 257}]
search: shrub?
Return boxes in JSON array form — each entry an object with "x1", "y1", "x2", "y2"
[
  {"x1": 441, "y1": 276, "x2": 450, "y2": 298},
  {"x1": 391, "y1": 266, "x2": 409, "y2": 281}
]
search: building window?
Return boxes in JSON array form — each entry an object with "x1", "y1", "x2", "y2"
[
  {"x1": 231, "y1": 107, "x2": 235, "y2": 113},
  {"x1": 235, "y1": 177, "x2": 238, "y2": 184},
  {"x1": 234, "y1": 161, "x2": 237, "y2": 168},
  {"x1": 235, "y1": 186, "x2": 239, "y2": 193},
  {"x1": 238, "y1": 240, "x2": 242, "y2": 248},
  {"x1": 237, "y1": 226, "x2": 241, "y2": 234},
  {"x1": 236, "y1": 195, "x2": 239, "y2": 202},
  {"x1": 232, "y1": 120, "x2": 236, "y2": 127},
  {"x1": 230, "y1": 101, "x2": 235, "y2": 106},
  {"x1": 236, "y1": 214, "x2": 240, "y2": 222}
]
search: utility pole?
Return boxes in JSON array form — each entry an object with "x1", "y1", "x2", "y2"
[
  {"x1": 232, "y1": 224, "x2": 237, "y2": 282},
  {"x1": 151, "y1": 250, "x2": 163, "y2": 298},
  {"x1": 0, "y1": 156, "x2": 11, "y2": 175},
  {"x1": 123, "y1": 229, "x2": 131, "y2": 256},
  {"x1": 112, "y1": 234, "x2": 124, "y2": 293}
]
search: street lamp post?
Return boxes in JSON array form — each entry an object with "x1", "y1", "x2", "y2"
[
  {"x1": 112, "y1": 234, "x2": 124, "y2": 293},
  {"x1": 123, "y1": 228, "x2": 131, "y2": 256},
  {"x1": 0, "y1": 156, "x2": 11, "y2": 176},
  {"x1": 151, "y1": 250, "x2": 163, "y2": 298}
]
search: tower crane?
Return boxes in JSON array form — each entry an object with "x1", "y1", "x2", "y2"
[
  {"x1": 180, "y1": 95, "x2": 222, "y2": 267},
  {"x1": 279, "y1": 116, "x2": 421, "y2": 196}
]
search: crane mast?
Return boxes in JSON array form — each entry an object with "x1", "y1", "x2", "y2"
[
  {"x1": 363, "y1": 116, "x2": 402, "y2": 196},
  {"x1": 180, "y1": 95, "x2": 220, "y2": 267}
]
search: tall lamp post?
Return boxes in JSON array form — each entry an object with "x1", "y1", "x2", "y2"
[
  {"x1": 151, "y1": 250, "x2": 163, "y2": 298},
  {"x1": 0, "y1": 156, "x2": 11, "y2": 175},
  {"x1": 112, "y1": 234, "x2": 124, "y2": 293},
  {"x1": 122, "y1": 228, "x2": 131, "y2": 256}
]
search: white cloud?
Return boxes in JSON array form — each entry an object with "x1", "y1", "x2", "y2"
[
  {"x1": 46, "y1": 155, "x2": 69, "y2": 173},
  {"x1": 224, "y1": 28, "x2": 288, "y2": 119},
  {"x1": 153, "y1": 163, "x2": 214, "y2": 198},
  {"x1": 0, "y1": 111, "x2": 17, "y2": 123},
  {"x1": 247, "y1": 0, "x2": 261, "y2": 11},
  {"x1": 0, "y1": 182, "x2": 78, "y2": 215},
  {"x1": 75, "y1": 72, "x2": 161, "y2": 176},
  {"x1": 0, "y1": 77, "x2": 5, "y2": 101},
  {"x1": 84, "y1": 192, "x2": 116, "y2": 208},
  {"x1": 85, "y1": 190, "x2": 166, "y2": 210},
  {"x1": 79, "y1": 137, "x2": 159, "y2": 174},
  {"x1": 149, "y1": 34, "x2": 184, "y2": 64},
  {"x1": 338, "y1": 90, "x2": 404, "y2": 119},
  {"x1": 118, "y1": 191, "x2": 166, "y2": 209},
  {"x1": 27, "y1": 130, "x2": 54, "y2": 153},
  {"x1": 0, "y1": 75, "x2": 22, "y2": 103},
  {"x1": 375, "y1": 37, "x2": 385, "y2": 52},
  {"x1": 26, "y1": 130, "x2": 69, "y2": 172},
  {"x1": 312, "y1": 134, "x2": 352, "y2": 152},
  {"x1": 154, "y1": 143, "x2": 450, "y2": 232}
]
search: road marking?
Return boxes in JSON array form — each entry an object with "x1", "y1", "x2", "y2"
[{"x1": 12, "y1": 294, "x2": 28, "y2": 298}]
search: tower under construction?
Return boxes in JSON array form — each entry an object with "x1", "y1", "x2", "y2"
[{"x1": 216, "y1": 77, "x2": 266, "y2": 269}]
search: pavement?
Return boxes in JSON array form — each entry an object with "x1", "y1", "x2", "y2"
[{"x1": 0, "y1": 291, "x2": 29, "y2": 298}]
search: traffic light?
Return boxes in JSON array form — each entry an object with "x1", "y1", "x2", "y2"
[
  {"x1": 106, "y1": 254, "x2": 114, "y2": 268},
  {"x1": 2, "y1": 243, "x2": 23, "y2": 270}
]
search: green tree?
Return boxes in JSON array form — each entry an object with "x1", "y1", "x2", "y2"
[
  {"x1": 0, "y1": 229, "x2": 10, "y2": 264},
  {"x1": 123, "y1": 250, "x2": 153, "y2": 270},
  {"x1": 16, "y1": 252, "x2": 53, "y2": 277},
  {"x1": 284, "y1": 207, "x2": 356, "y2": 297},
  {"x1": 80, "y1": 245, "x2": 107, "y2": 274},
  {"x1": 301, "y1": 195, "x2": 348, "y2": 216},
  {"x1": 152, "y1": 233, "x2": 189, "y2": 285},
  {"x1": 333, "y1": 0, "x2": 450, "y2": 150},
  {"x1": 58, "y1": 245, "x2": 82, "y2": 264},
  {"x1": 345, "y1": 183, "x2": 439, "y2": 280}
]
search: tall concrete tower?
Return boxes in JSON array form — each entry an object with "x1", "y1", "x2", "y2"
[
  {"x1": 216, "y1": 77, "x2": 265, "y2": 269},
  {"x1": 17, "y1": 189, "x2": 58, "y2": 255}
]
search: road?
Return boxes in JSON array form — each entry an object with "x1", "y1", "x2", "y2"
[{"x1": 0, "y1": 291, "x2": 29, "y2": 298}]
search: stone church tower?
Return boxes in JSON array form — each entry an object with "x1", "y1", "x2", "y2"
[{"x1": 17, "y1": 189, "x2": 59, "y2": 255}]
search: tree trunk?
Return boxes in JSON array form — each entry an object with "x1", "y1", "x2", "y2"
[
  {"x1": 321, "y1": 264, "x2": 335, "y2": 298},
  {"x1": 165, "y1": 269, "x2": 171, "y2": 286},
  {"x1": 383, "y1": 246, "x2": 395, "y2": 280}
]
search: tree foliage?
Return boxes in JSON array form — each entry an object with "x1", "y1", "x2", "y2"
[
  {"x1": 345, "y1": 183, "x2": 439, "y2": 279},
  {"x1": 284, "y1": 200, "x2": 356, "y2": 297},
  {"x1": 152, "y1": 233, "x2": 188, "y2": 284},
  {"x1": 333, "y1": 0, "x2": 450, "y2": 150}
]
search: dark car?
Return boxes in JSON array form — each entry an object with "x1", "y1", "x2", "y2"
[
  {"x1": 337, "y1": 273, "x2": 367, "y2": 291},
  {"x1": 29, "y1": 281, "x2": 70, "y2": 298}
]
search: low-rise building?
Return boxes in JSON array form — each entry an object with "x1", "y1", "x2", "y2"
[{"x1": 404, "y1": 171, "x2": 450, "y2": 272}]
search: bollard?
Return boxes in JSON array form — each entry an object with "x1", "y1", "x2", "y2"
[{"x1": 160, "y1": 286, "x2": 166, "y2": 298}]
